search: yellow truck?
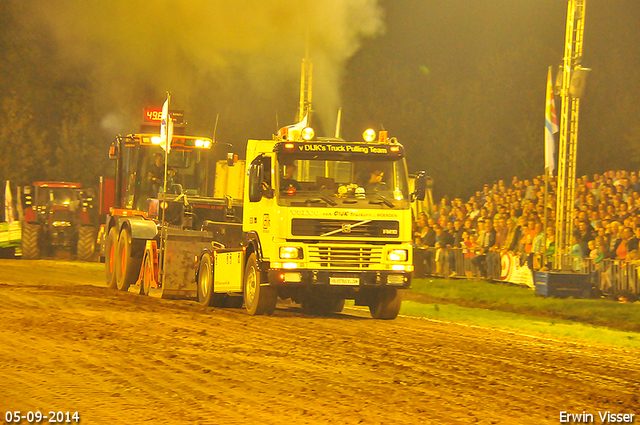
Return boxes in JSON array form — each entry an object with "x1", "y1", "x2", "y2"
[{"x1": 196, "y1": 126, "x2": 427, "y2": 319}]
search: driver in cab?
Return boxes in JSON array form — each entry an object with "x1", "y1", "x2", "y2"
[{"x1": 280, "y1": 163, "x2": 301, "y2": 194}]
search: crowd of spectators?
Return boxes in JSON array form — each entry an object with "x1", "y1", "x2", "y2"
[{"x1": 412, "y1": 170, "x2": 640, "y2": 296}]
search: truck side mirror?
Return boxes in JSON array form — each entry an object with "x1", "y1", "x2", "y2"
[
  {"x1": 227, "y1": 153, "x2": 236, "y2": 167},
  {"x1": 109, "y1": 135, "x2": 121, "y2": 159},
  {"x1": 412, "y1": 171, "x2": 428, "y2": 201}
]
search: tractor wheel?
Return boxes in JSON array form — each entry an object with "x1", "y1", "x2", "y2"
[
  {"x1": 140, "y1": 254, "x2": 154, "y2": 296},
  {"x1": 243, "y1": 253, "x2": 277, "y2": 316},
  {"x1": 105, "y1": 227, "x2": 118, "y2": 289},
  {"x1": 197, "y1": 253, "x2": 215, "y2": 306},
  {"x1": 369, "y1": 287, "x2": 402, "y2": 320},
  {"x1": 114, "y1": 228, "x2": 143, "y2": 292},
  {"x1": 21, "y1": 223, "x2": 41, "y2": 260},
  {"x1": 76, "y1": 226, "x2": 96, "y2": 262}
]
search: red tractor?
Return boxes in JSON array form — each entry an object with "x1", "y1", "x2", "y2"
[{"x1": 21, "y1": 182, "x2": 97, "y2": 261}]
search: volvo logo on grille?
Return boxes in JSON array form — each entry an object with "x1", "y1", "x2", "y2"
[{"x1": 341, "y1": 224, "x2": 352, "y2": 233}]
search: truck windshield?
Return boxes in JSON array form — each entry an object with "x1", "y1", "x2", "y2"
[{"x1": 276, "y1": 157, "x2": 410, "y2": 208}]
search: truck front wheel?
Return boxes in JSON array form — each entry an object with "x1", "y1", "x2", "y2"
[
  {"x1": 105, "y1": 227, "x2": 118, "y2": 289},
  {"x1": 243, "y1": 253, "x2": 277, "y2": 316},
  {"x1": 369, "y1": 287, "x2": 402, "y2": 320}
]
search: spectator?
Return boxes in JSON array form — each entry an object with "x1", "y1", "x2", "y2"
[
  {"x1": 577, "y1": 220, "x2": 595, "y2": 257},
  {"x1": 616, "y1": 227, "x2": 633, "y2": 260},
  {"x1": 571, "y1": 234, "x2": 583, "y2": 271},
  {"x1": 628, "y1": 226, "x2": 640, "y2": 252},
  {"x1": 434, "y1": 223, "x2": 453, "y2": 276},
  {"x1": 451, "y1": 220, "x2": 465, "y2": 248},
  {"x1": 471, "y1": 219, "x2": 496, "y2": 278}
]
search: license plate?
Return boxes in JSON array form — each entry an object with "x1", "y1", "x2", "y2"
[{"x1": 329, "y1": 277, "x2": 359, "y2": 285}]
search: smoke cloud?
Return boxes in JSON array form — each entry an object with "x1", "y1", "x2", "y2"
[{"x1": 28, "y1": 0, "x2": 384, "y2": 138}]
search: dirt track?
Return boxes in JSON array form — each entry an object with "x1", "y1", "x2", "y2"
[{"x1": 0, "y1": 260, "x2": 638, "y2": 425}]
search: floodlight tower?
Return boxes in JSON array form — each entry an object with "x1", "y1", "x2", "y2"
[{"x1": 554, "y1": 0, "x2": 588, "y2": 269}]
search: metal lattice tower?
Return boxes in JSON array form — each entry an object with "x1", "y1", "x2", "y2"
[{"x1": 554, "y1": 0, "x2": 587, "y2": 269}]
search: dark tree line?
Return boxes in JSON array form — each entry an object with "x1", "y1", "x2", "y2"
[
  {"x1": 1, "y1": 0, "x2": 640, "y2": 203},
  {"x1": 0, "y1": 2, "x2": 110, "y2": 189}
]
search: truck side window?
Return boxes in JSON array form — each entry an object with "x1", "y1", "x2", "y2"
[{"x1": 248, "y1": 155, "x2": 272, "y2": 202}]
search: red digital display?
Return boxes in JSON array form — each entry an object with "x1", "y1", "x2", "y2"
[
  {"x1": 143, "y1": 108, "x2": 184, "y2": 124},
  {"x1": 144, "y1": 108, "x2": 163, "y2": 122}
]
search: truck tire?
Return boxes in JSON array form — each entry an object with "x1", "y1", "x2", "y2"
[
  {"x1": 76, "y1": 226, "x2": 96, "y2": 262},
  {"x1": 369, "y1": 287, "x2": 402, "y2": 320},
  {"x1": 105, "y1": 227, "x2": 118, "y2": 289},
  {"x1": 243, "y1": 253, "x2": 277, "y2": 316},
  {"x1": 115, "y1": 228, "x2": 143, "y2": 292},
  {"x1": 197, "y1": 253, "x2": 215, "y2": 306},
  {"x1": 140, "y1": 254, "x2": 153, "y2": 296},
  {"x1": 21, "y1": 223, "x2": 41, "y2": 260}
]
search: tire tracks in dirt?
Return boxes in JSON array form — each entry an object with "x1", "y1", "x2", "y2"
[{"x1": 0, "y1": 262, "x2": 639, "y2": 424}]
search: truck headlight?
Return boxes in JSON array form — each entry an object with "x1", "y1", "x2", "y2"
[
  {"x1": 280, "y1": 246, "x2": 303, "y2": 259},
  {"x1": 387, "y1": 249, "x2": 407, "y2": 262}
]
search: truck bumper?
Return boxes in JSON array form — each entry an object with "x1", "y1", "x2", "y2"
[{"x1": 267, "y1": 269, "x2": 411, "y2": 289}]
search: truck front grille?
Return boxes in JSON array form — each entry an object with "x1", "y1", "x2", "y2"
[
  {"x1": 308, "y1": 246, "x2": 383, "y2": 269},
  {"x1": 291, "y1": 219, "x2": 399, "y2": 238}
]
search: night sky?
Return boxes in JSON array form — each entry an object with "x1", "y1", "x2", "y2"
[{"x1": 1, "y1": 0, "x2": 639, "y2": 198}]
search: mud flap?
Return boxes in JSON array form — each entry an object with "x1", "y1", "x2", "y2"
[{"x1": 161, "y1": 230, "x2": 216, "y2": 299}]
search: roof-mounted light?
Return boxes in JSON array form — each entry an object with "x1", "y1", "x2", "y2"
[
  {"x1": 284, "y1": 143, "x2": 295, "y2": 149},
  {"x1": 151, "y1": 136, "x2": 162, "y2": 145},
  {"x1": 363, "y1": 128, "x2": 376, "y2": 142},
  {"x1": 301, "y1": 127, "x2": 315, "y2": 141}
]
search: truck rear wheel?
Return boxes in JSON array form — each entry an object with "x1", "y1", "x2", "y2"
[
  {"x1": 369, "y1": 288, "x2": 402, "y2": 320},
  {"x1": 22, "y1": 223, "x2": 41, "y2": 260},
  {"x1": 105, "y1": 227, "x2": 118, "y2": 289},
  {"x1": 115, "y1": 228, "x2": 143, "y2": 292},
  {"x1": 197, "y1": 253, "x2": 215, "y2": 306},
  {"x1": 140, "y1": 254, "x2": 153, "y2": 296},
  {"x1": 76, "y1": 226, "x2": 96, "y2": 262},
  {"x1": 243, "y1": 253, "x2": 277, "y2": 316}
]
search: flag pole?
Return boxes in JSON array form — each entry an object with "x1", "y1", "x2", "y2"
[
  {"x1": 160, "y1": 91, "x2": 171, "y2": 283},
  {"x1": 544, "y1": 66, "x2": 559, "y2": 269},
  {"x1": 542, "y1": 167, "x2": 549, "y2": 269}
]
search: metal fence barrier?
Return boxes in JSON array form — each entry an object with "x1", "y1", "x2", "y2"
[{"x1": 413, "y1": 247, "x2": 640, "y2": 297}]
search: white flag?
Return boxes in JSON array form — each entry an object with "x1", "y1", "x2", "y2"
[
  {"x1": 160, "y1": 97, "x2": 170, "y2": 153},
  {"x1": 5, "y1": 180, "x2": 14, "y2": 225}
]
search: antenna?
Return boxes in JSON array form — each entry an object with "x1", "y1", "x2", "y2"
[
  {"x1": 212, "y1": 113, "x2": 219, "y2": 142},
  {"x1": 299, "y1": 58, "x2": 312, "y2": 123},
  {"x1": 335, "y1": 108, "x2": 342, "y2": 139}
]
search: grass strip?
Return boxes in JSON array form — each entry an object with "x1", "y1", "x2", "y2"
[
  {"x1": 399, "y1": 300, "x2": 640, "y2": 349},
  {"x1": 408, "y1": 278, "x2": 640, "y2": 333}
]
